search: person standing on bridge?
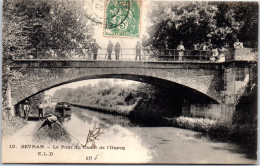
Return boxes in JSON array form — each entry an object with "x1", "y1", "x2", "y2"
[
  {"x1": 106, "y1": 40, "x2": 114, "y2": 60},
  {"x1": 205, "y1": 39, "x2": 213, "y2": 50},
  {"x1": 114, "y1": 42, "x2": 121, "y2": 60},
  {"x1": 91, "y1": 39, "x2": 101, "y2": 60},
  {"x1": 135, "y1": 41, "x2": 142, "y2": 61},
  {"x1": 234, "y1": 39, "x2": 243, "y2": 48},
  {"x1": 177, "y1": 41, "x2": 185, "y2": 61},
  {"x1": 87, "y1": 48, "x2": 92, "y2": 60}
]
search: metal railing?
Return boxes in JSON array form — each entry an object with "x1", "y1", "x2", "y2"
[
  {"x1": 11, "y1": 47, "x2": 257, "y2": 62},
  {"x1": 152, "y1": 49, "x2": 222, "y2": 61}
]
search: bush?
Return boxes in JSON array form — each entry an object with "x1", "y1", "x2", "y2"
[{"x1": 171, "y1": 116, "x2": 217, "y2": 133}]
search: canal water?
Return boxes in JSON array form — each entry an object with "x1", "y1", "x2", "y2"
[{"x1": 62, "y1": 106, "x2": 256, "y2": 164}]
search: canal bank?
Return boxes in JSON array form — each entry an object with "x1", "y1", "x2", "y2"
[
  {"x1": 69, "y1": 103, "x2": 132, "y2": 116},
  {"x1": 3, "y1": 104, "x2": 256, "y2": 163},
  {"x1": 68, "y1": 93, "x2": 257, "y2": 160},
  {"x1": 52, "y1": 106, "x2": 259, "y2": 163},
  {"x1": 69, "y1": 102, "x2": 170, "y2": 126}
]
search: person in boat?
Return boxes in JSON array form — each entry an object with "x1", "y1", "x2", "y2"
[{"x1": 38, "y1": 113, "x2": 62, "y2": 130}]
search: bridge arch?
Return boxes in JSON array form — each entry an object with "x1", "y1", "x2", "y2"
[
  {"x1": 10, "y1": 60, "x2": 224, "y2": 106},
  {"x1": 15, "y1": 73, "x2": 219, "y2": 106},
  {"x1": 8, "y1": 60, "x2": 256, "y2": 122}
]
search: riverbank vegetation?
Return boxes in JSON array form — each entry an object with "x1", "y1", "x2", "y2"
[
  {"x1": 53, "y1": 80, "x2": 141, "y2": 115},
  {"x1": 2, "y1": 107, "x2": 27, "y2": 136},
  {"x1": 53, "y1": 78, "x2": 257, "y2": 158},
  {"x1": 169, "y1": 115, "x2": 256, "y2": 159},
  {"x1": 53, "y1": 80, "x2": 181, "y2": 122},
  {"x1": 169, "y1": 80, "x2": 257, "y2": 159}
]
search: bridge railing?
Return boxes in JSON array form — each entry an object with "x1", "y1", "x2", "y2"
[
  {"x1": 151, "y1": 49, "x2": 223, "y2": 61},
  {"x1": 11, "y1": 47, "x2": 257, "y2": 62}
]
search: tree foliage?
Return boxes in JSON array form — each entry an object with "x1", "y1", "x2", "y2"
[
  {"x1": 52, "y1": 80, "x2": 141, "y2": 109},
  {"x1": 2, "y1": 0, "x2": 95, "y2": 106},
  {"x1": 3, "y1": 0, "x2": 94, "y2": 59},
  {"x1": 143, "y1": 1, "x2": 258, "y2": 49}
]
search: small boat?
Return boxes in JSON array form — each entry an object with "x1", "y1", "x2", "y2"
[{"x1": 55, "y1": 102, "x2": 71, "y2": 118}]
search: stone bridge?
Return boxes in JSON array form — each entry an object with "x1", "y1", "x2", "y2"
[{"x1": 7, "y1": 59, "x2": 257, "y2": 121}]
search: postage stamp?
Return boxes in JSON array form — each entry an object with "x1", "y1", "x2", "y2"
[{"x1": 104, "y1": 0, "x2": 141, "y2": 38}]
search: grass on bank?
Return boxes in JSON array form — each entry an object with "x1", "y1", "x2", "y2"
[
  {"x1": 168, "y1": 116, "x2": 257, "y2": 159},
  {"x1": 2, "y1": 108, "x2": 27, "y2": 136},
  {"x1": 170, "y1": 116, "x2": 256, "y2": 141}
]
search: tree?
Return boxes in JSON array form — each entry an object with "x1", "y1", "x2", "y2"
[
  {"x1": 143, "y1": 1, "x2": 258, "y2": 49},
  {"x1": 2, "y1": 0, "x2": 31, "y2": 59},
  {"x1": 2, "y1": 0, "x2": 94, "y2": 59},
  {"x1": 2, "y1": 0, "x2": 96, "y2": 108}
]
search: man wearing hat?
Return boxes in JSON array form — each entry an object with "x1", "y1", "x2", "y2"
[
  {"x1": 23, "y1": 100, "x2": 30, "y2": 120},
  {"x1": 91, "y1": 39, "x2": 101, "y2": 60},
  {"x1": 106, "y1": 40, "x2": 114, "y2": 60}
]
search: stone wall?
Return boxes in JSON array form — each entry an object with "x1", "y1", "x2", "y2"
[
  {"x1": 10, "y1": 60, "x2": 224, "y2": 106},
  {"x1": 7, "y1": 60, "x2": 257, "y2": 122}
]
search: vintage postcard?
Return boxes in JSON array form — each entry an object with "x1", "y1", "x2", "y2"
[{"x1": 2, "y1": 0, "x2": 258, "y2": 164}]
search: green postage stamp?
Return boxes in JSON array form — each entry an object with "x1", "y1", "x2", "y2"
[{"x1": 104, "y1": 0, "x2": 141, "y2": 38}]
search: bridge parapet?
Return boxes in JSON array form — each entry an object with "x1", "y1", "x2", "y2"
[
  {"x1": 225, "y1": 48, "x2": 258, "y2": 61},
  {"x1": 11, "y1": 48, "x2": 257, "y2": 62},
  {"x1": 9, "y1": 60, "x2": 227, "y2": 105}
]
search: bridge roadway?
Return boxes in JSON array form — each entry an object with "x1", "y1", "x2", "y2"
[{"x1": 7, "y1": 59, "x2": 257, "y2": 122}]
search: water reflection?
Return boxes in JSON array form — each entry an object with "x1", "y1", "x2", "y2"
[
  {"x1": 62, "y1": 106, "x2": 152, "y2": 163},
  {"x1": 71, "y1": 106, "x2": 136, "y2": 128},
  {"x1": 61, "y1": 106, "x2": 256, "y2": 164}
]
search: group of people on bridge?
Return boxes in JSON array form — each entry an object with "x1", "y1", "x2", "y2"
[
  {"x1": 24, "y1": 38, "x2": 245, "y2": 61},
  {"x1": 88, "y1": 39, "x2": 122, "y2": 60},
  {"x1": 86, "y1": 38, "x2": 244, "y2": 62},
  {"x1": 175, "y1": 39, "x2": 244, "y2": 61},
  {"x1": 87, "y1": 39, "x2": 143, "y2": 61}
]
